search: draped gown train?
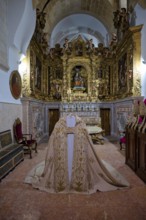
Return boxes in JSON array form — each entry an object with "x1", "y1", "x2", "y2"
[{"x1": 25, "y1": 114, "x2": 129, "y2": 194}]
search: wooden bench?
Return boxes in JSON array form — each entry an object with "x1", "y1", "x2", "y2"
[{"x1": 0, "y1": 130, "x2": 24, "y2": 180}]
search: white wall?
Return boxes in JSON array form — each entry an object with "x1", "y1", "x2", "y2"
[
  {"x1": 0, "y1": 0, "x2": 36, "y2": 132},
  {"x1": 0, "y1": 0, "x2": 9, "y2": 71},
  {"x1": 0, "y1": 0, "x2": 36, "y2": 104},
  {"x1": 13, "y1": 0, "x2": 36, "y2": 55},
  {"x1": 0, "y1": 102, "x2": 22, "y2": 134}
]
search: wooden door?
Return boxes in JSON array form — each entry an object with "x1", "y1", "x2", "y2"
[
  {"x1": 48, "y1": 109, "x2": 60, "y2": 135},
  {"x1": 100, "y1": 108, "x2": 110, "y2": 136}
]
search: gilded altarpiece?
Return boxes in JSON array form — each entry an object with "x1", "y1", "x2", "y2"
[
  {"x1": 23, "y1": 25, "x2": 142, "y2": 104},
  {"x1": 20, "y1": 6, "x2": 143, "y2": 142},
  {"x1": 22, "y1": 37, "x2": 49, "y2": 100},
  {"x1": 112, "y1": 25, "x2": 143, "y2": 99},
  {"x1": 49, "y1": 36, "x2": 114, "y2": 103}
]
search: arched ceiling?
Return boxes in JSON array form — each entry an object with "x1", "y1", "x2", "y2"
[
  {"x1": 32, "y1": 0, "x2": 116, "y2": 47},
  {"x1": 129, "y1": 0, "x2": 146, "y2": 9},
  {"x1": 50, "y1": 14, "x2": 108, "y2": 47},
  {"x1": 32, "y1": 0, "x2": 146, "y2": 47}
]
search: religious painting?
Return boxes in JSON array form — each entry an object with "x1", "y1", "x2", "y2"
[
  {"x1": 9, "y1": 70, "x2": 22, "y2": 99},
  {"x1": 55, "y1": 66, "x2": 63, "y2": 79},
  {"x1": 118, "y1": 53, "x2": 127, "y2": 89},
  {"x1": 35, "y1": 56, "x2": 42, "y2": 90}
]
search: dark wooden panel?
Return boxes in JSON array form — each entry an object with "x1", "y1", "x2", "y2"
[
  {"x1": 136, "y1": 132, "x2": 146, "y2": 182},
  {"x1": 49, "y1": 109, "x2": 60, "y2": 136},
  {"x1": 100, "y1": 108, "x2": 110, "y2": 135},
  {"x1": 126, "y1": 128, "x2": 137, "y2": 171}
]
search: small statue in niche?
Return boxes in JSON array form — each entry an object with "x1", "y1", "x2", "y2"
[
  {"x1": 73, "y1": 67, "x2": 85, "y2": 90},
  {"x1": 74, "y1": 70, "x2": 83, "y2": 87},
  {"x1": 53, "y1": 82, "x2": 61, "y2": 100},
  {"x1": 98, "y1": 83, "x2": 104, "y2": 97}
]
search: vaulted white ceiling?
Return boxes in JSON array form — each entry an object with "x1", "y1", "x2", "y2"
[
  {"x1": 32, "y1": 0, "x2": 146, "y2": 47},
  {"x1": 50, "y1": 14, "x2": 109, "y2": 47},
  {"x1": 33, "y1": 0, "x2": 116, "y2": 47}
]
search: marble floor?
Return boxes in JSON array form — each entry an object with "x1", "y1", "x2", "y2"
[{"x1": 0, "y1": 139, "x2": 146, "y2": 220}]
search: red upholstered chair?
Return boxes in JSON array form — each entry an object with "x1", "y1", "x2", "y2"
[
  {"x1": 119, "y1": 131, "x2": 126, "y2": 150},
  {"x1": 13, "y1": 118, "x2": 37, "y2": 158}
]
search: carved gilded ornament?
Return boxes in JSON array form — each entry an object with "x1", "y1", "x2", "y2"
[
  {"x1": 132, "y1": 75, "x2": 141, "y2": 96},
  {"x1": 25, "y1": 18, "x2": 142, "y2": 102},
  {"x1": 22, "y1": 72, "x2": 32, "y2": 97}
]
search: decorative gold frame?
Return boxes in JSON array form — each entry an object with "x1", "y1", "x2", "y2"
[{"x1": 9, "y1": 70, "x2": 22, "y2": 99}]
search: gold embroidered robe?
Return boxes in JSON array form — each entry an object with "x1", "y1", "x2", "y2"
[{"x1": 25, "y1": 115, "x2": 129, "y2": 194}]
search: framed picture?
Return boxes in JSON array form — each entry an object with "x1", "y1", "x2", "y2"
[
  {"x1": 9, "y1": 70, "x2": 22, "y2": 99},
  {"x1": 118, "y1": 53, "x2": 127, "y2": 89},
  {"x1": 35, "y1": 56, "x2": 42, "y2": 90}
]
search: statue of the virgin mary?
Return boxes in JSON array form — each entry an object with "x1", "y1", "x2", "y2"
[{"x1": 25, "y1": 114, "x2": 129, "y2": 194}]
